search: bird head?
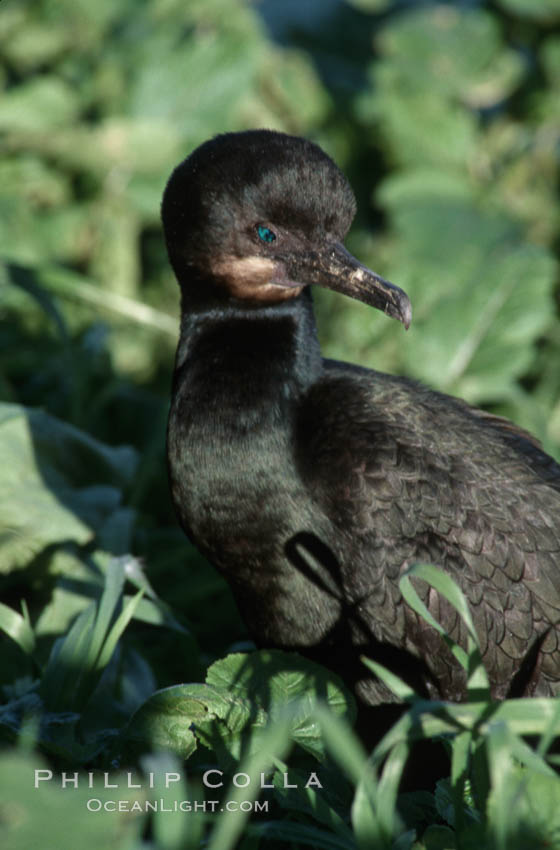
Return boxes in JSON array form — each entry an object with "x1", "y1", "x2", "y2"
[{"x1": 161, "y1": 129, "x2": 411, "y2": 328}]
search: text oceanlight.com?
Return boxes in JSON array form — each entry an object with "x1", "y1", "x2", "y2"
[{"x1": 86, "y1": 798, "x2": 270, "y2": 813}]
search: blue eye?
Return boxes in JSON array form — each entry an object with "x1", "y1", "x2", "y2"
[{"x1": 257, "y1": 225, "x2": 276, "y2": 244}]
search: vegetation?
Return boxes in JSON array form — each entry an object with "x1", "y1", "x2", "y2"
[{"x1": 1, "y1": 0, "x2": 560, "y2": 847}]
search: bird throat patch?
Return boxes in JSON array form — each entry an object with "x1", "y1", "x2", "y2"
[{"x1": 209, "y1": 255, "x2": 303, "y2": 302}]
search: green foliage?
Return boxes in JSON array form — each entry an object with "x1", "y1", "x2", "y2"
[
  {"x1": 497, "y1": 0, "x2": 560, "y2": 23},
  {"x1": 0, "y1": 752, "x2": 144, "y2": 850},
  {"x1": 0, "y1": 401, "x2": 137, "y2": 572},
  {"x1": 4, "y1": 564, "x2": 560, "y2": 848},
  {"x1": 1, "y1": 0, "x2": 560, "y2": 847},
  {"x1": 125, "y1": 650, "x2": 355, "y2": 765},
  {"x1": 346, "y1": 2, "x2": 560, "y2": 451}
]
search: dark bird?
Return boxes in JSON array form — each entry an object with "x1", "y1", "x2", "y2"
[{"x1": 162, "y1": 129, "x2": 560, "y2": 715}]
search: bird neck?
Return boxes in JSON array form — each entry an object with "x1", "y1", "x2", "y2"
[{"x1": 172, "y1": 286, "x2": 323, "y2": 411}]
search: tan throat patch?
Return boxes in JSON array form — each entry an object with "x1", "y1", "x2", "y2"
[{"x1": 209, "y1": 255, "x2": 303, "y2": 302}]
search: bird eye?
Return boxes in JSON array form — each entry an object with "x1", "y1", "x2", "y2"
[{"x1": 256, "y1": 225, "x2": 276, "y2": 244}]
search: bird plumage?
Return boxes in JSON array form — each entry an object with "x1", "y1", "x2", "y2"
[{"x1": 162, "y1": 129, "x2": 560, "y2": 713}]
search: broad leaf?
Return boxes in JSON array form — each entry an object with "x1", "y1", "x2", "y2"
[
  {"x1": 124, "y1": 682, "x2": 252, "y2": 759},
  {"x1": 206, "y1": 650, "x2": 356, "y2": 759},
  {"x1": 0, "y1": 403, "x2": 137, "y2": 573}
]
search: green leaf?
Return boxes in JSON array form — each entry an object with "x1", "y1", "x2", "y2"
[
  {"x1": 376, "y1": 742, "x2": 409, "y2": 837},
  {"x1": 126, "y1": 652, "x2": 356, "y2": 782},
  {"x1": 371, "y1": 698, "x2": 560, "y2": 769},
  {"x1": 0, "y1": 600, "x2": 35, "y2": 655},
  {"x1": 371, "y1": 6, "x2": 524, "y2": 109},
  {"x1": 124, "y1": 682, "x2": 251, "y2": 759},
  {"x1": 419, "y1": 824, "x2": 457, "y2": 850},
  {"x1": 85, "y1": 557, "x2": 127, "y2": 671},
  {"x1": 361, "y1": 656, "x2": 419, "y2": 702},
  {"x1": 6, "y1": 264, "x2": 69, "y2": 341},
  {"x1": 0, "y1": 751, "x2": 144, "y2": 850},
  {"x1": 0, "y1": 77, "x2": 80, "y2": 132},
  {"x1": 357, "y1": 85, "x2": 478, "y2": 170},
  {"x1": 0, "y1": 22, "x2": 70, "y2": 72},
  {"x1": 19, "y1": 264, "x2": 178, "y2": 336},
  {"x1": 308, "y1": 706, "x2": 388, "y2": 848},
  {"x1": 486, "y1": 726, "x2": 560, "y2": 848},
  {"x1": 0, "y1": 403, "x2": 137, "y2": 573},
  {"x1": 206, "y1": 650, "x2": 356, "y2": 759},
  {"x1": 449, "y1": 731, "x2": 472, "y2": 832},
  {"x1": 248, "y1": 50, "x2": 329, "y2": 132},
  {"x1": 313, "y1": 705, "x2": 371, "y2": 786},
  {"x1": 433, "y1": 248, "x2": 554, "y2": 401},
  {"x1": 0, "y1": 157, "x2": 70, "y2": 208},
  {"x1": 496, "y1": 0, "x2": 560, "y2": 24},
  {"x1": 39, "y1": 604, "x2": 97, "y2": 711},
  {"x1": 434, "y1": 780, "x2": 457, "y2": 828},
  {"x1": 95, "y1": 587, "x2": 144, "y2": 671},
  {"x1": 32, "y1": 548, "x2": 104, "y2": 638},
  {"x1": 273, "y1": 766, "x2": 355, "y2": 844},
  {"x1": 128, "y1": 26, "x2": 262, "y2": 142},
  {"x1": 376, "y1": 180, "x2": 556, "y2": 404},
  {"x1": 206, "y1": 714, "x2": 294, "y2": 850},
  {"x1": 39, "y1": 559, "x2": 143, "y2": 713},
  {"x1": 399, "y1": 565, "x2": 490, "y2": 700},
  {"x1": 144, "y1": 752, "x2": 204, "y2": 850}
]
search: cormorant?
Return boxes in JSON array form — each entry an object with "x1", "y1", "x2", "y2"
[{"x1": 162, "y1": 129, "x2": 560, "y2": 711}]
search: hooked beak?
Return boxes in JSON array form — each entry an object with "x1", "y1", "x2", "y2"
[{"x1": 273, "y1": 241, "x2": 411, "y2": 330}]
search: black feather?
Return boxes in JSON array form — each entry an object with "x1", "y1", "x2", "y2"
[{"x1": 162, "y1": 129, "x2": 560, "y2": 717}]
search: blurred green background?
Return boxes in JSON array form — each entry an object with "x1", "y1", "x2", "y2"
[{"x1": 1, "y1": 0, "x2": 560, "y2": 693}]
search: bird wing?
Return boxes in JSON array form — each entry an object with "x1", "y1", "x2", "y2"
[{"x1": 297, "y1": 361, "x2": 560, "y2": 700}]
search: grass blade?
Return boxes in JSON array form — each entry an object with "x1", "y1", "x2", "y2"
[
  {"x1": 39, "y1": 265, "x2": 178, "y2": 335},
  {"x1": 450, "y1": 729, "x2": 471, "y2": 832},
  {"x1": 314, "y1": 704, "x2": 371, "y2": 786},
  {"x1": 375, "y1": 741, "x2": 408, "y2": 839},
  {"x1": 95, "y1": 587, "x2": 144, "y2": 671},
  {"x1": 0, "y1": 600, "x2": 35, "y2": 655},
  {"x1": 85, "y1": 559, "x2": 126, "y2": 670},
  {"x1": 361, "y1": 656, "x2": 419, "y2": 702},
  {"x1": 400, "y1": 564, "x2": 490, "y2": 699},
  {"x1": 313, "y1": 706, "x2": 386, "y2": 848},
  {"x1": 206, "y1": 714, "x2": 293, "y2": 850},
  {"x1": 40, "y1": 604, "x2": 96, "y2": 710}
]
